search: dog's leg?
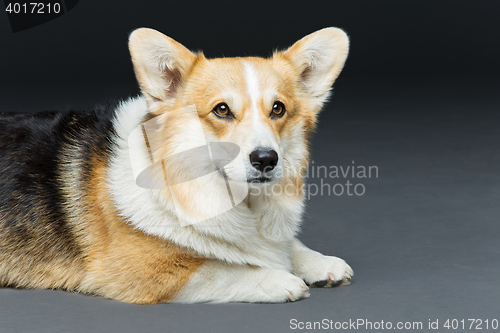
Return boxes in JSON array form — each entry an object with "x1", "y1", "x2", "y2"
[
  {"x1": 290, "y1": 238, "x2": 353, "y2": 287},
  {"x1": 173, "y1": 260, "x2": 310, "y2": 303}
]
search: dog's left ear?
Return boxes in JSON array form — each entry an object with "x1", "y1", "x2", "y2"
[
  {"x1": 128, "y1": 28, "x2": 198, "y2": 108},
  {"x1": 280, "y1": 27, "x2": 349, "y2": 111}
]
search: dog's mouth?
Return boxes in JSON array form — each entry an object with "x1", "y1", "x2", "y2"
[
  {"x1": 247, "y1": 168, "x2": 277, "y2": 184},
  {"x1": 247, "y1": 176, "x2": 273, "y2": 184},
  {"x1": 216, "y1": 167, "x2": 274, "y2": 184}
]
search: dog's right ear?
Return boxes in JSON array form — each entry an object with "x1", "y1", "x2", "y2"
[{"x1": 129, "y1": 28, "x2": 197, "y2": 108}]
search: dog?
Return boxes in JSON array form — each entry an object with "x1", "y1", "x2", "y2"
[{"x1": 0, "y1": 27, "x2": 352, "y2": 303}]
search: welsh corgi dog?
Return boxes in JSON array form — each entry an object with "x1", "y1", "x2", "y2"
[{"x1": 0, "y1": 27, "x2": 352, "y2": 303}]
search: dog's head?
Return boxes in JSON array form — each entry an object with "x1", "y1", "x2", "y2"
[{"x1": 129, "y1": 28, "x2": 348, "y2": 187}]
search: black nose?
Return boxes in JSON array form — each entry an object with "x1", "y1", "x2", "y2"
[{"x1": 249, "y1": 148, "x2": 278, "y2": 173}]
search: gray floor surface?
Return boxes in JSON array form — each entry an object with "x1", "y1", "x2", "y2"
[{"x1": 0, "y1": 80, "x2": 499, "y2": 332}]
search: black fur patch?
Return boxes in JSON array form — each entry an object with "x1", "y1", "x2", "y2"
[{"x1": 0, "y1": 101, "x2": 119, "y2": 287}]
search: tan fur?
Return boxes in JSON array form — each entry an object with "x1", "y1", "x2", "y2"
[
  {"x1": 0, "y1": 229, "x2": 85, "y2": 291},
  {"x1": 1, "y1": 148, "x2": 205, "y2": 304},
  {"x1": 78, "y1": 154, "x2": 206, "y2": 304}
]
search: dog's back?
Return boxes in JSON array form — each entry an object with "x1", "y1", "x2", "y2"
[{"x1": 0, "y1": 107, "x2": 115, "y2": 290}]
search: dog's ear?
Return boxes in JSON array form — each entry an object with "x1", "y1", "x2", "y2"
[
  {"x1": 281, "y1": 27, "x2": 349, "y2": 111},
  {"x1": 129, "y1": 28, "x2": 197, "y2": 107}
]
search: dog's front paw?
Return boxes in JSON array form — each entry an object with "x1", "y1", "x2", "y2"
[
  {"x1": 295, "y1": 255, "x2": 353, "y2": 288},
  {"x1": 254, "y1": 269, "x2": 310, "y2": 302}
]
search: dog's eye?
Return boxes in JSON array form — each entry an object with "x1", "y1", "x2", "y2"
[
  {"x1": 213, "y1": 103, "x2": 231, "y2": 118},
  {"x1": 271, "y1": 101, "x2": 286, "y2": 118}
]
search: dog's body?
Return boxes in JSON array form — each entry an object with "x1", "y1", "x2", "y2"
[{"x1": 0, "y1": 28, "x2": 352, "y2": 303}]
